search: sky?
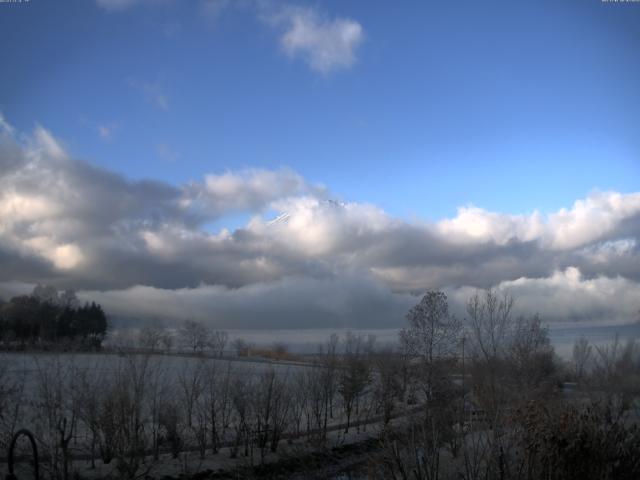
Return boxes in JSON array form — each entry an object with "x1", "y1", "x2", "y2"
[{"x1": 0, "y1": 0, "x2": 639, "y2": 330}]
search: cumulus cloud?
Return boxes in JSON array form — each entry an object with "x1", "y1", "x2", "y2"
[
  {"x1": 271, "y1": 6, "x2": 364, "y2": 74},
  {"x1": 436, "y1": 194, "x2": 640, "y2": 250},
  {"x1": 448, "y1": 268, "x2": 640, "y2": 325},
  {"x1": 1, "y1": 118, "x2": 639, "y2": 328},
  {"x1": 183, "y1": 169, "x2": 325, "y2": 218}
]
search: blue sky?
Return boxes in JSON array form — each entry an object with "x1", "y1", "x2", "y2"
[
  {"x1": 1, "y1": 0, "x2": 640, "y2": 330},
  {"x1": 2, "y1": 0, "x2": 638, "y2": 222}
]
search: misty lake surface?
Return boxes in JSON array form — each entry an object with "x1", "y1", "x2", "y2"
[{"x1": 225, "y1": 322, "x2": 640, "y2": 358}]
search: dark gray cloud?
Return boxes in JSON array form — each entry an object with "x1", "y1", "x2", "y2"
[{"x1": 1, "y1": 118, "x2": 639, "y2": 327}]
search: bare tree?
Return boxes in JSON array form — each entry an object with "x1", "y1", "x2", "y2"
[
  {"x1": 402, "y1": 291, "x2": 462, "y2": 363},
  {"x1": 178, "y1": 359, "x2": 207, "y2": 459},
  {"x1": 466, "y1": 288, "x2": 514, "y2": 362},
  {"x1": 592, "y1": 335, "x2": 622, "y2": 384},
  {"x1": 338, "y1": 332, "x2": 371, "y2": 433},
  {"x1": 77, "y1": 366, "x2": 105, "y2": 469},
  {"x1": 512, "y1": 399, "x2": 640, "y2": 480},
  {"x1": 160, "y1": 330, "x2": 175, "y2": 353},
  {"x1": 465, "y1": 289, "x2": 517, "y2": 423},
  {"x1": 508, "y1": 313, "x2": 557, "y2": 400},
  {"x1": 372, "y1": 349, "x2": 403, "y2": 428},
  {"x1": 108, "y1": 355, "x2": 153, "y2": 479},
  {"x1": 376, "y1": 410, "x2": 449, "y2": 480},
  {"x1": 250, "y1": 368, "x2": 292, "y2": 463},
  {"x1": 145, "y1": 357, "x2": 168, "y2": 461},
  {"x1": 305, "y1": 333, "x2": 340, "y2": 443},
  {"x1": 572, "y1": 336, "x2": 592, "y2": 381},
  {"x1": 592, "y1": 336, "x2": 640, "y2": 407},
  {"x1": 229, "y1": 372, "x2": 251, "y2": 458},
  {"x1": 137, "y1": 325, "x2": 164, "y2": 351},
  {"x1": 0, "y1": 355, "x2": 25, "y2": 456},
  {"x1": 232, "y1": 337, "x2": 250, "y2": 357},
  {"x1": 289, "y1": 369, "x2": 310, "y2": 438},
  {"x1": 158, "y1": 400, "x2": 184, "y2": 459},
  {"x1": 33, "y1": 356, "x2": 79, "y2": 480},
  {"x1": 272, "y1": 341, "x2": 289, "y2": 359},
  {"x1": 202, "y1": 360, "x2": 234, "y2": 454},
  {"x1": 178, "y1": 319, "x2": 210, "y2": 353},
  {"x1": 400, "y1": 291, "x2": 461, "y2": 402},
  {"x1": 209, "y1": 330, "x2": 229, "y2": 358},
  {"x1": 306, "y1": 365, "x2": 334, "y2": 443}
]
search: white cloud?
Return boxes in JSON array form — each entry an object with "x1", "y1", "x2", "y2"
[
  {"x1": 1, "y1": 118, "x2": 639, "y2": 327},
  {"x1": 437, "y1": 206, "x2": 545, "y2": 245},
  {"x1": 276, "y1": 6, "x2": 364, "y2": 74},
  {"x1": 182, "y1": 168, "x2": 325, "y2": 217},
  {"x1": 31, "y1": 126, "x2": 67, "y2": 160},
  {"x1": 449, "y1": 267, "x2": 640, "y2": 325},
  {"x1": 0, "y1": 192, "x2": 60, "y2": 223},
  {"x1": 548, "y1": 192, "x2": 640, "y2": 249},
  {"x1": 579, "y1": 238, "x2": 637, "y2": 264},
  {"x1": 0, "y1": 113, "x2": 15, "y2": 136},
  {"x1": 437, "y1": 192, "x2": 640, "y2": 250},
  {"x1": 23, "y1": 238, "x2": 84, "y2": 270},
  {"x1": 248, "y1": 197, "x2": 393, "y2": 257}
]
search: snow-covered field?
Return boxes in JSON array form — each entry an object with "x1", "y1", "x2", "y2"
[
  {"x1": 0, "y1": 350, "x2": 399, "y2": 480},
  {"x1": 1, "y1": 351, "x2": 308, "y2": 382}
]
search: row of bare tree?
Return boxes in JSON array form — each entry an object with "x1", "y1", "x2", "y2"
[
  {"x1": 0, "y1": 329, "x2": 415, "y2": 480},
  {"x1": 133, "y1": 321, "x2": 230, "y2": 357},
  {"x1": 127, "y1": 321, "x2": 262, "y2": 358},
  {"x1": 372, "y1": 289, "x2": 640, "y2": 480}
]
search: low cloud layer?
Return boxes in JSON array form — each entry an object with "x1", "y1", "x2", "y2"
[{"x1": 1, "y1": 118, "x2": 639, "y2": 328}]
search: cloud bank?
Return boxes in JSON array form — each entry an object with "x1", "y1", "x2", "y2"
[{"x1": 1, "y1": 118, "x2": 639, "y2": 329}]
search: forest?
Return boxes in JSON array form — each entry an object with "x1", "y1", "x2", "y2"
[{"x1": 0, "y1": 285, "x2": 108, "y2": 350}]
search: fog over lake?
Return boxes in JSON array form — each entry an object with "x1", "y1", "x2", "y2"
[{"x1": 217, "y1": 322, "x2": 640, "y2": 358}]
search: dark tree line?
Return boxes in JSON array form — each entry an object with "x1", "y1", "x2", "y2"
[{"x1": 0, "y1": 285, "x2": 108, "y2": 348}]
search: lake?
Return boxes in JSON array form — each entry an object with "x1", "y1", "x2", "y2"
[{"x1": 223, "y1": 322, "x2": 640, "y2": 359}]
